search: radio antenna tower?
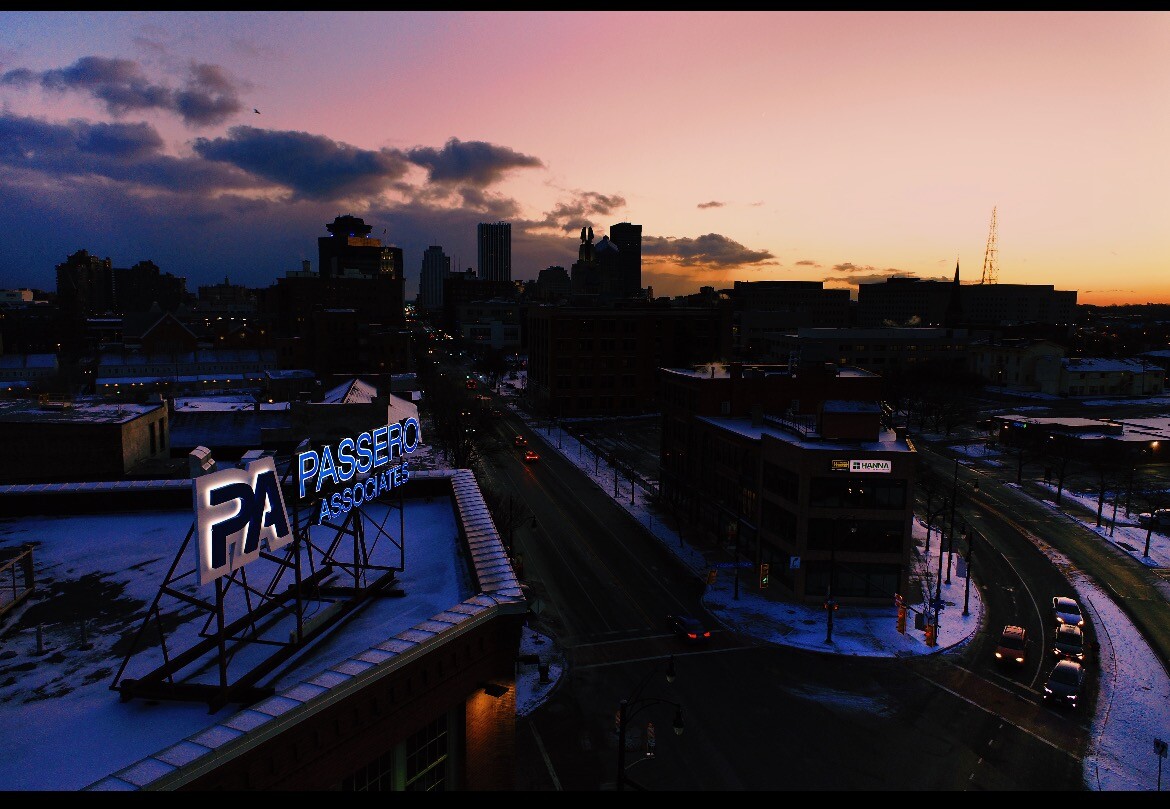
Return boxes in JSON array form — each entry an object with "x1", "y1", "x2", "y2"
[{"x1": 980, "y1": 206, "x2": 999, "y2": 284}]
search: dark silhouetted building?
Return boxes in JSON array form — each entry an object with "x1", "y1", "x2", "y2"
[
  {"x1": 114, "y1": 260, "x2": 188, "y2": 314},
  {"x1": 535, "y1": 266, "x2": 571, "y2": 302},
  {"x1": 608, "y1": 222, "x2": 642, "y2": 298},
  {"x1": 526, "y1": 303, "x2": 731, "y2": 417},
  {"x1": 477, "y1": 222, "x2": 511, "y2": 282},
  {"x1": 856, "y1": 276, "x2": 1076, "y2": 332},
  {"x1": 318, "y1": 215, "x2": 403, "y2": 280},
  {"x1": 442, "y1": 270, "x2": 517, "y2": 336},
  {"x1": 264, "y1": 217, "x2": 409, "y2": 378},
  {"x1": 658, "y1": 361, "x2": 915, "y2": 605},
  {"x1": 730, "y1": 280, "x2": 851, "y2": 359},
  {"x1": 418, "y1": 246, "x2": 452, "y2": 312}
]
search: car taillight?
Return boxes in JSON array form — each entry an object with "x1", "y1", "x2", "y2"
[
  {"x1": 687, "y1": 632, "x2": 697, "y2": 639},
  {"x1": 702, "y1": 631, "x2": 710, "y2": 638}
]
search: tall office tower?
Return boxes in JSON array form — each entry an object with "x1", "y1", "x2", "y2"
[
  {"x1": 608, "y1": 222, "x2": 642, "y2": 297},
  {"x1": 318, "y1": 214, "x2": 401, "y2": 280},
  {"x1": 477, "y1": 222, "x2": 512, "y2": 282},
  {"x1": 418, "y1": 245, "x2": 452, "y2": 311}
]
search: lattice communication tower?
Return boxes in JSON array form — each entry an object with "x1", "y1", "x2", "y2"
[{"x1": 980, "y1": 206, "x2": 998, "y2": 284}]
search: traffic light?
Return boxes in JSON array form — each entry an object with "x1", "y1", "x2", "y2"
[
  {"x1": 759, "y1": 563, "x2": 770, "y2": 589},
  {"x1": 896, "y1": 605, "x2": 907, "y2": 634},
  {"x1": 925, "y1": 622, "x2": 937, "y2": 647},
  {"x1": 706, "y1": 568, "x2": 718, "y2": 586}
]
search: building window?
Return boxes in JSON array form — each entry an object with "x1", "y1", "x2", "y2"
[
  {"x1": 809, "y1": 477, "x2": 906, "y2": 509},
  {"x1": 405, "y1": 713, "x2": 449, "y2": 791},
  {"x1": 804, "y1": 560, "x2": 901, "y2": 599},
  {"x1": 340, "y1": 748, "x2": 397, "y2": 791},
  {"x1": 762, "y1": 462, "x2": 799, "y2": 501}
]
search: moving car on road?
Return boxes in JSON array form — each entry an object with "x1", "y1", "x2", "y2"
[
  {"x1": 667, "y1": 613, "x2": 711, "y2": 644},
  {"x1": 1043, "y1": 659, "x2": 1086, "y2": 709},
  {"x1": 994, "y1": 625, "x2": 1027, "y2": 666},
  {"x1": 524, "y1": 449, "x2": 540, "y2": 463}
]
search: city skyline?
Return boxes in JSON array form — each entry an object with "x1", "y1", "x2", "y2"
[{"x1": 0, "y1": 11, "x2": 1166, "y2": 305}]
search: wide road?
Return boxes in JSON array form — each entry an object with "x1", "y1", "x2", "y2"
[
  {"x1": 918, "y1": 441, "x2": 1170, "y2": 689},
  {"x1": 470, "y1": 400, "x2": 1086, "y2": 791}
]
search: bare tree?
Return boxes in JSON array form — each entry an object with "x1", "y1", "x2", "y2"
[{"x1": 479, "y1": 487, "x2": 531, "y2": 554}]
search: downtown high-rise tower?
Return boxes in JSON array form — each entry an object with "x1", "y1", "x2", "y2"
[{"x1": 477, "y1": 222, "x2": 511, "y2": 282}]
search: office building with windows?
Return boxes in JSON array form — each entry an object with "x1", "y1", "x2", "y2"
[
  {"x1": 658, "y1": 362, "x2": 916, "y2": 605},
  {"x1": 477, "y1": 223, "x2": 511, "y2": 283},
  {"x1": 418, "y1": 246, "x2": 452, "y2": 312}
]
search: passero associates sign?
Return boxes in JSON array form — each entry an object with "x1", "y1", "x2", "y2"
[{"x1": 296, "y1": 418, "x2": 422, "y2": 524}]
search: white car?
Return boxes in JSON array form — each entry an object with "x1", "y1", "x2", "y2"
[{"x1": 1052, "y1": 596, "x2": 1084, "y2": 627}]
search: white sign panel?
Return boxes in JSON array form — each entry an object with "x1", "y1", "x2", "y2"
[
  {"x1": 849, "y1": 459, "x2": 891, "y2": 474},
  {"x1": 194, "y1": 457, "x2": 293, "y2": 585}
]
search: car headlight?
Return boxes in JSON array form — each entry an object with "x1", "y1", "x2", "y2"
[
  {"x1": 1015, "y1": 656, "x2": 1024, "y2": 663},
  {"x1": 1044, "y1": 686, "x2": 1053, "y2": 695},
  {"x1": 995, "y1": 652, "x2": 1002, "y2": 658}
]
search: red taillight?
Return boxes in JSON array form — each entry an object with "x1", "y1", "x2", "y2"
[
  {"x1": 702, "y1": 631, "x2": 711, "y2": 638},
  {"x1": 687, "y1": 632, "x2": 697, "y2": 639}
]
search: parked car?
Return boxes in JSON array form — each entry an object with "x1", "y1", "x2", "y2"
[
  {"x1": 1138, "y1": 509, "x2": 1170, "y2": 529},
  {"x1": 667, "y1": 613, "x2": 711, "y2": 644},
  {"x1": 994, "y1": 624, "x2": 1027, "y2": 665},
  {"x1": 1043, "y1": 659, "x2": 1086, "y2": 709},
  {"x1": 1052, "y1": 596, "x2": 1084, "y2": 627},
  {"x1": 1053, "y1": 624, "x2": 1086, "y2": 662}
]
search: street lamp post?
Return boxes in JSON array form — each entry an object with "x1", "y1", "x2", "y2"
[
  {"x1": 946, "y1": 459, "x2": 959, "y2": 584},
  {"x1": 616, "y1": 656, "x2": 683, "y2": 791},
  {"x1": 824, "y1": 521, "x2": 853, "y2": 644},
  {"x1": 732, "y1": 518, "x2": 741, "y2": 601},
  {"x1": 962, "y1": 522, "x2": 973, "y2": 616},
  {"x1": 825, "y1": 521, "x2": 836, "y2": 644},
  {"x1": 934, "y1": 497, "x2": 948, "y2": 630}
]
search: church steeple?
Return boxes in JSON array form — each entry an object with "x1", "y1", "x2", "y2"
[{"x1": 944, "y1": 257, "x2": 964, "y2": 328}]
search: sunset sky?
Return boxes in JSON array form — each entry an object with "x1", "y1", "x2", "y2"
[{"x1": 1, "y1": 11, "x2": 1166, "y2": 305}]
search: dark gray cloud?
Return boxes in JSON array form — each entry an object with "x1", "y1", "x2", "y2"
[
  {"x1": 0, "y1": 114, "x2": 253, "y2": 192},
  {"x1": 193, "y1": 126, "x2": 413, "y2": 201},
  {"x1": 533, "y1": 191, "x2": 627, "y2": 233},
  {"x1": 405, "y1": 137, "x2": 543, "y2": 186},
  {"x1": 697, "y1": 200, "x2": 723, "y2": 209},
  {"x1": 794, "y1": 259, "x2": 820, "y2": 267},
  {"x1": 1, "y1": 56, "x2": 245, "y2": 127},
  {"x1": 642, "y1": 233, "x2": 775, "y2": 269}
]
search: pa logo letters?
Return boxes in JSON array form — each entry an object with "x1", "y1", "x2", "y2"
[{"x1": 194, "y1": 457, "x2": 292, "y2": 585}]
